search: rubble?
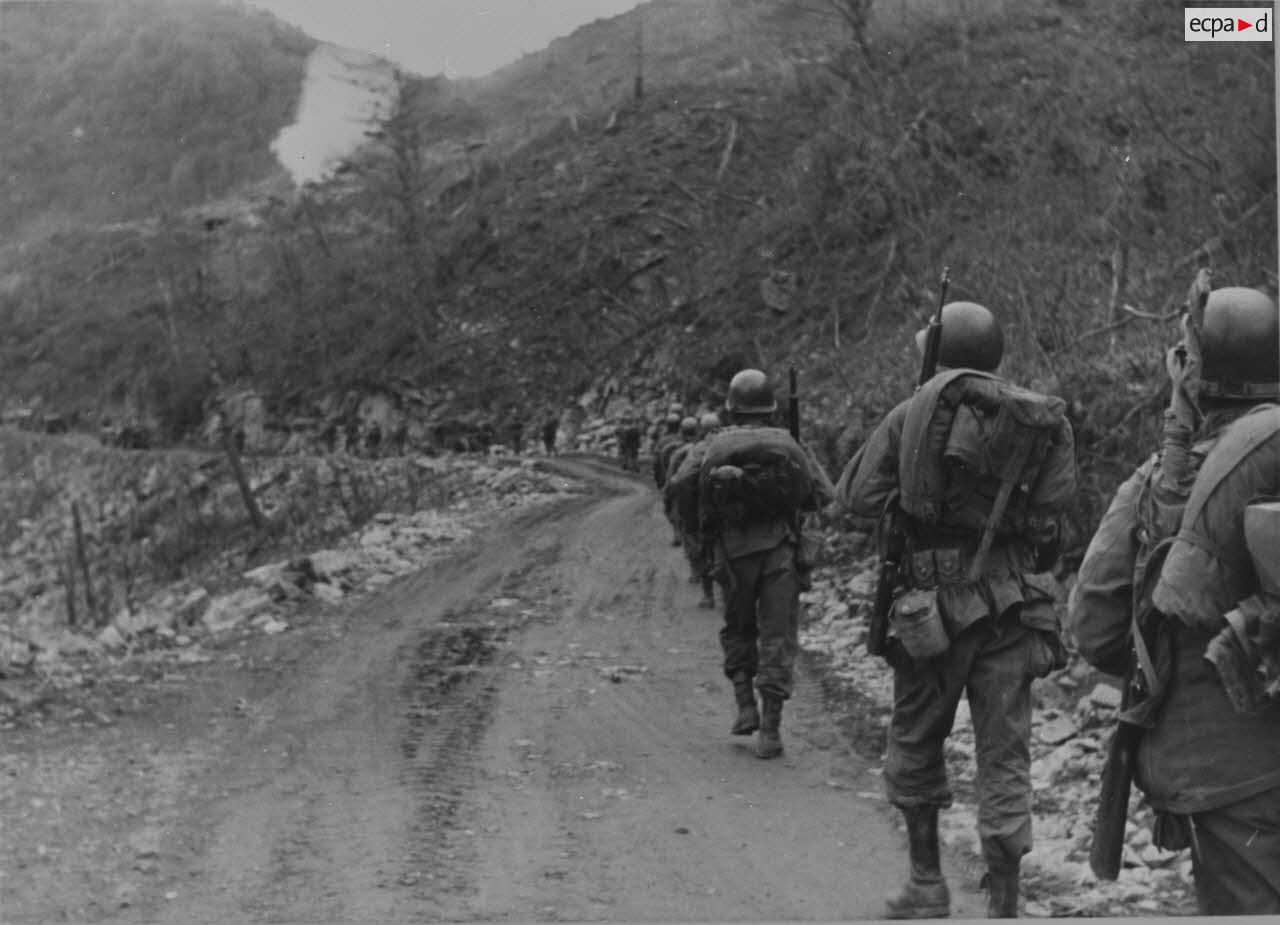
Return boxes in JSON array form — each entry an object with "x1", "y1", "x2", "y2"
[{"x1": 798, "y1": 563, "x2": 1197, "y2": 917}]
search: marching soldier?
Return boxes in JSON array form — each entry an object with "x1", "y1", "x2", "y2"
[
  {"x1": 837, "y1": 301, "x2": 1077, "y2": 918},
  {"x1": 1069, "y1": 285, "x2": 1280, "y2": 915},
  {"x1": 699, "y1": 369, "x2": 834, "y2": 759}
]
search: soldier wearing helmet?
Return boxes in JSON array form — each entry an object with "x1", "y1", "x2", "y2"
[
  {"x1": 1070, "y1": 283, "x2": 1280, "y2": 914},
  {"x1": 651, "y1": 411, "x2": 688, "y2": 545},
  {"x1": 696, "y1": 369, "x2": 835, "y2": 758},
  {"x1": 665, "y1": 411, "x2": 727, "y2": 608},
  {"x1": 657, "y1": 416, "x2": 702, "y2": 543},
  {"x1": 836, "y1": 298, "x2": 1077, "y2": 918},
  {"x1": 615, "y1": 414, "x2": 643, "y2": 472}
]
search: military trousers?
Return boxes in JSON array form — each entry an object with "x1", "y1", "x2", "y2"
[
  {"x1": 681, "y1": 528, "x2": 708, "y2": 578},
  {"x1": 1186, "y1": 786, "x2": 1280, "y2": 914},
  {"x1": 884, "y1": 612, "x2": 1057, "y2": 867},
  {"x1": 716, "y1": 541, "x2": 800, "y2": 700}
]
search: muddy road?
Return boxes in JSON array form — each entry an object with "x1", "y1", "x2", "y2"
[{"x1": 2, "y1": 458, "x2": 984, "y2": 921}]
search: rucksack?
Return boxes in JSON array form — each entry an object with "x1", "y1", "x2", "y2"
[
  {"x1": 702, "y1": 426, "x2": 812, "y2": 527},
  {"x1": 898, "y1": 370, "x2": 1068, "y2": 570}
]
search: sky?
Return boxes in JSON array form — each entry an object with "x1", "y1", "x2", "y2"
[{"x1": 246, "y1": 0, "x2": 646, "y2": 79}]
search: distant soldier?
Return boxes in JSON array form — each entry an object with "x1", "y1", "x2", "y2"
[
  {"x1": 617, "y1": 416, "x2": 642, "y2": 472},
  {"x1": 364, "y1": 422, "x2": 382, "y2": 458},
  {"x1": 661, "y1": 416, "x2": 700, "y2": 546},
  {"x1": 649, "y1": 402, "x2": 684, "y2": 455},
  {"x1": 1069, "y1": 286, "x2": 1280, "y2": 915},
  {"x1": 699, "y1": 370, "x2": 835, "y2": 758},
  {"x1": 391, "y1": 421, "x2": 409, "y2": 455},
  {"x1": 321, "y1": 419, "x2": 339, "y2": 454},
  {"x1": 508, "y1": 411, "x2": 525, "y2": 455},
  {"x1": 666, "y1": 411, "x2": 724, "y2": 608},
  {"x1": 541, "y1": 412, "x2": 559, "y2": 456},
  {"x1": 651, "y1": 413, "x2": 685, "y2": 544}
]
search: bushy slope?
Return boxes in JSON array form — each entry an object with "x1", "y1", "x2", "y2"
[
  {"x1": 0, "y1": 0, "x2": 1274, "y2": 543},
  {"x1": 0, "y1": 0, "x2": 313, "y2": 241}
]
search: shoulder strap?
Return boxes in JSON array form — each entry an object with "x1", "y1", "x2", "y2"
[{"x1": 1178, "y1": 405, "x2": 1280, "y2": 551}]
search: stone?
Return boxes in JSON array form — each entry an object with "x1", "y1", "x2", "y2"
[
  {"x1": 1037, "y1": 715, "x2": 1078, "y2": 745},
  {"x1": 201, "y1": 589, "x2": 272, "y2": 633},
  {"x1": 243, "y1": 561, "x2": 290, "y2": 588},
  {"x1": 176, "y1": 589, "x2": 210, "y2": 626},
  {"x1": 312, "y1": 582, "x2": 344, "y2": 605},
  {"x1": 96, "y1": 625, "x2": 126, "y2": 651},
  {"x1": 1088, "y1": 683, "x2": 1122, "y2": 710}
]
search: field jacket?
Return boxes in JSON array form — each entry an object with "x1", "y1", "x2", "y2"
[{"x1": 1069, "y1": 404, "x2": 1280, "y2": 812}]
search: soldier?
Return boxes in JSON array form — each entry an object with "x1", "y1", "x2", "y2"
[
  {"x1": 652, "y1": 414, "x2": 685, "y2": 545},
  {"x1": 616, "y1": 415, "x2": 642, "y2": 472},
  {"x1": 508, "y1": 410, "x2": 525, "y2": 455},
  {"x1": 699, "y1": 370, "x2": 835, "y2": 759},
  {"x1": 836, "y1": 301, "x2": 1077, "y2": 918},
  {"x1": 541, "y1": 411, "x2": 559, "y2": 456},
  {"x1": 1068, "y1": 286, "x2": 1280, "y2": 915},
  {"x1": 365, "y1": 421, "x2": 382, "y2": 458},
  {"x1": 665, "y1": 413, "x2": 721, "y2": 605}
]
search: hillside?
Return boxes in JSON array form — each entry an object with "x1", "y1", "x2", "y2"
[
  {"x1": 0, "y1": 0, "x2": 313, "y2": 242},
  {"x1": 0, "y1": 0, "x2": 1275, "y2": 538}
]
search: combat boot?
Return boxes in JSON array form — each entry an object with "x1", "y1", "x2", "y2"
[
  {"x1": 885, "y1": 805, "x2": 950, "y2": 919},
  {"x1": 979, "y1": 839, "x2": 1021, "y2": 918},
  {"x1": 730, "y1": 672, "x2": 759, "y2": 735},
  {"x1": 754, "y1": 695, "x2": 783, "y2": 759},
  {"x1": 981, "y1": 869, "x2": 1019, "y2": 919},
  {"x1": 698, "y1": 577, "x2": 716, "y2": 609}
]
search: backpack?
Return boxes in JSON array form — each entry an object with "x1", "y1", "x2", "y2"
[
  {"x1": 702, "y1": 426, "x2": 812, "y2": 528},
  {"x1": 898, "y1": 370, "x2": 1068, "y2": 571}
]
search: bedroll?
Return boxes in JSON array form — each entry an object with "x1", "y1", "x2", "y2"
[{"x1": 702, "y1": 426, "x2": 812, "y2": 527}]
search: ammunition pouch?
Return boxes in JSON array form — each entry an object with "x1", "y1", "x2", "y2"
[{"x1": 906, "y1": 546, "x2": 969, "y2": 589}]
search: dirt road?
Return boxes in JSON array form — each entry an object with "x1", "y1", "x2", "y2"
[{"x1": 2, "y1": 458, "x2": 984, "y2": 921}]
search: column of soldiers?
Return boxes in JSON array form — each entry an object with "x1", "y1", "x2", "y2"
[{"x1": 645, "y1": 279, "x2": 1279, "y2": 918}]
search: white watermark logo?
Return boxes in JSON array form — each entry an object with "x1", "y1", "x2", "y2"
[{"x1": 1185, "y1": 8, "x2": 1272, "y2": 41}]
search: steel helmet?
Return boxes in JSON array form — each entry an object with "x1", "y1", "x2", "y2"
[
  {"x1": 914, "y1": 301, "x2": 1004, "y2": 373},
  {"x1": 1198, "y1": 287, "x2": 1280, "y2": 400},
  {"x1": 679, "y1": 415, "x2": 699, "y2": 438},
  {"x1": 699, "y1": 411, "x2": 722, "y2": 433},
  {"x1": 725, "y1": 369, "x2": 777, "y2": 414}
]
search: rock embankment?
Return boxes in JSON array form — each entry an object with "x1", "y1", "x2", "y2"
[{"x1": 0, "y1": 431, "x2": 582, "y2": 691}]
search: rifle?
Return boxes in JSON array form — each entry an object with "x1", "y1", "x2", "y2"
[
  {"x1": 867, "y1": 496, "x2": 903, "y2": 657},
  {"x1": 1090, "y1": 543, "x2": 1174, "y2": 880},
  {"x1": 868, "y1": 267, "x2": 949, "y2": 657},
  {"x1": 787, "y1": 366, "x2": 800, "y2": 441},
  {"x1": 788, "y1": 366, "x2": 813, "y2": 579},
  {"x1": 917, "y1": 267, "x2": 950, "y2": 387},
  {"x1": 1089, "y1": 663, "x2": 1141, "y2": 880}
]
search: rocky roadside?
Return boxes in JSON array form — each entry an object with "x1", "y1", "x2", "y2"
[
  {"x1": 799, "y1": 563, "x2": 1198, "y2": 919},
  {"x1": 0, "y1": 448, "x2": 586, "y2": 723}
]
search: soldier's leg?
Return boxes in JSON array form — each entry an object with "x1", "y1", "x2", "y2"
[
  {"x1": 719, "y1": 553, "x2": 761, "y2": 735},
  {"x1": 966, "y1": 621, "x2": 1052, "y2": 917},
  {"x1": 753, "y1": 542, "x2": 801, "y2": 758},
  {"x1": 682, "y1": 529, "x2": 703, "y2": 583},
  {"x1": 1189, "y1": 787, "x2": 1280, "y2": 915},
  {"x1": 684, "y1": 531, "x2": 715, "y2": 608},
  {"x1": 883, "y1": 639, "x2": 970, "y2": 919},
  {"x1": 754, "y1": 542, "x2": 800, "y2": 702}
]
